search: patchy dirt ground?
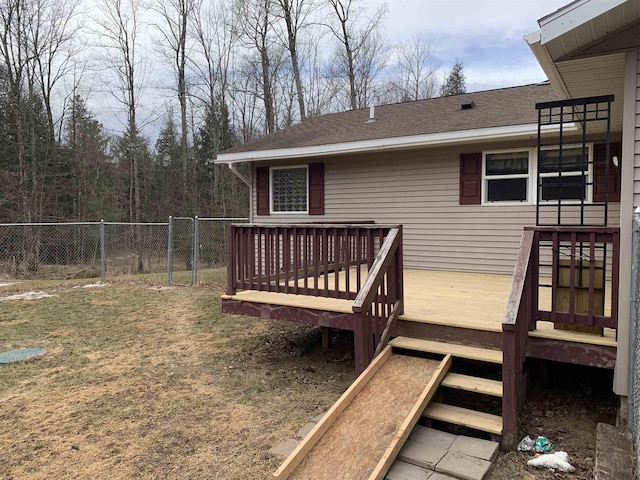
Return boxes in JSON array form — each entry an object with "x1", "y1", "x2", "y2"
[
  {"x1": 490, "y1": 363, "x2": 618, "y2": 479},
  {"x1": 0, "y1": 276, "x2": 620, "y2": 479}
]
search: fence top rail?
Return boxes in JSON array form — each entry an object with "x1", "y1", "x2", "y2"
[
  {"x1": 197, "y1": 217, "x2": 249, "y2": 221},
  {"x1": 0, "y1": 221, "x2": 174, "y2": 227},
  {"x1": 0, "y1": 222, "x2": 103, "y2": 227},
  {"x1": 231, "y1": 223, "x2": 401, "y2": 230}
]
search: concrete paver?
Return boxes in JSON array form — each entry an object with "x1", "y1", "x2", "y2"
[
  {"x1": 448, "y1": 435, "x2": 499, "y2": 461},
  {"x1": 435, "y1": 451, "x2": 493, "y2": 480},
  {"x1": 410, "y1": 426, "x2": 457, "y2": 449},
  {"x1": 385, "y1": 461, "x2": 433, "y2": 480},
  {"x1": 430, "y1": 473, "x2": 460, "y2": 480},
  {"x1": 398, "y1": 439, "x2": 448, "y2": 470}
]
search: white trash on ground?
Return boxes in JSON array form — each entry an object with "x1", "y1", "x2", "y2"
[
  {"x1": 527, "y1": 451, "x2": 575, "y2": 473},
  {"x1": 72, "y1": 282, "x2": 107, "y2": 289},
  {"x1": 1, "y1": 291, "x2": 56, "y2": 301}
]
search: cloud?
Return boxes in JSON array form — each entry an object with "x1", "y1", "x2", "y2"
[{"x1": 369, "y1": 0, "x2": 570, "y2": 90}]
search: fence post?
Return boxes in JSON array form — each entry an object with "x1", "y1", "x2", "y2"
[
  {"x1": 192, "y1": 217, "x2": 198, "y2": 285},
  {"x1": 167, "y1": 216, "x2": 174, "y2": 284},
  {"x1": 100, "y1": 219, "x2": 106, "y2": 282}
]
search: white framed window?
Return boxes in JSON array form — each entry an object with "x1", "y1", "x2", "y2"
[
  {"x1": 538, "y1": 145, "x2": 592, "y2": 203},
  {"x1": 481, "y1": 145, "x2": 593, "y2": 205},
  {"x1": 270, "y1": 165, "x2": 308, "y2": 213},
  {"x1": 483, "y1": 150, "x2": 531, "y2": 204}
]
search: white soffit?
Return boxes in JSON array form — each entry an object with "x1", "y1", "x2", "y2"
[
  {"x1": 554, "y1": 53, "x2": 626, "y2": 131},
  {"x1": 215, "y1": 123, "x2": 573, "y2": 164},
  {"x1": 539, "y1": 0, "x2": 640, "y2": 61}
]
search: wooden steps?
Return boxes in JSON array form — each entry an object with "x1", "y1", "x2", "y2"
[
  {"x1": 424, "y1": 402, "x2": 503, "y2": 435},
  {"x1": 389, "y1": 337, "x2": 503, "y2": 364},
  {"x1": 389, "y1": 336, "x2": 504, "y2": 438},
  {"x1": 441, "y1": 373, "x2": 502, "y2": 397}
]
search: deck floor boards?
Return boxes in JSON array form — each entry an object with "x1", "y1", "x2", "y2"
[{"x1": 223, "y1": 269, "x2": 616, "y2": 348}]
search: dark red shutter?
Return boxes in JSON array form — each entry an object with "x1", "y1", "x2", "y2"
[
  {"x1": 256, "y1": 166, "x2": 270, "y2": 215},
  {"x1": 593, "y1": 143, "x2": 621, "y2": 203},
  {"x1": 459, "y1": 153, "x2": 482, "y2": 205},
  {"x1": 308, "y1": 162, "x2": 324, "y2": 215}
]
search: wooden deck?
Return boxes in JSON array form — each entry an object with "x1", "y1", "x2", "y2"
[{"x1": 221, "y1": 268, "x2": 616, "y2": 348}]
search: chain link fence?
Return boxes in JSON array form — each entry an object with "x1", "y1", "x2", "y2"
[
  {"x1": 631, "y1": 211, "x2": 640, "y2": 478},
  {"x1": 0, "y1": 218, "x2": 247, "y2": 284}
]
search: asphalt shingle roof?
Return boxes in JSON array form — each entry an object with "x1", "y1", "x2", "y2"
[{"x1": 221, "y1": 83, "x2": 557, "y2": 156}]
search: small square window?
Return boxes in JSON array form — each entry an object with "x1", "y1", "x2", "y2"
[{"x1": 271, "y1": 167, "x2": 308, "y2": 213}]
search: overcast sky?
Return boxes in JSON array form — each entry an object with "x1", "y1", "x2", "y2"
[{"x1": 371, "y1": 0, "x2": 570, "y2": 92}]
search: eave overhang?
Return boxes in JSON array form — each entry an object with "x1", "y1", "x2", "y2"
[{"x1": 215, "y1": 123, "x2": 572, "y2": 164}]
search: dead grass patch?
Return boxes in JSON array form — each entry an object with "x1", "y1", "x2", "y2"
[{"x1": 0, "y1": 273, "x2": 355, "y2": 479}]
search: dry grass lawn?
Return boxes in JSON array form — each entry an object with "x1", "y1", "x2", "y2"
[{"x1": 0, "y1": 271, "x2": 355, "y2": 479}]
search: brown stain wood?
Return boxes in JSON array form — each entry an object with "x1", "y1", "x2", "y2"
[{"x1": 274, "y1": 351, "x2": 448, "y2": 480}]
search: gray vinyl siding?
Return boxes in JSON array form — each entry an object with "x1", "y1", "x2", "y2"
[{"x1": 252, "y1": 141, "x2": 621, "y2": 275}]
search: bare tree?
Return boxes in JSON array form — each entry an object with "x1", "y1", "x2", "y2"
[
  {"x1": 191, "y1": 0, "x2": 237, "y2": 150},
  {"x1": 386, "y1": 34, "x2": 439, "y2": 102},
  {"x1": 235, "y1": 0, "x2": 277, "y2": 134},
  {"x1": 325, "y1": 0, "x2": 386, "y2": 110},
  {"x1": 152, "y1": 0, "x2": 195, "y2": 211},
  {"x1": 30, "y1": 0, "x2": 81, "y2": 143},
  {"x1": 274, "y1": 0, "x2": 317, "y2": 121},
  {"x1": 93, "y1": 0, "x2": 147, "y2": 224}
]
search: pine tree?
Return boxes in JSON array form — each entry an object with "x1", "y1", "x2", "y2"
[{"x1": 440, "y1": 61, "x2": 466, "y2": 96}]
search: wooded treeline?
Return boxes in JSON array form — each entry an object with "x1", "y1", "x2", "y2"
[{"x1": 0, "y1": 0, "x2": 465, "y2": 223}]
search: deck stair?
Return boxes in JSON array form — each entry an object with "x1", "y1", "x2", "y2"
[{"x1": 389, "y1": 336, "x2": 504, "y2": 439}]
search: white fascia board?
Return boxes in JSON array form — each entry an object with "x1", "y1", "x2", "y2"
[
  {"x1": 538, "y1": 0, "x2": 626, "y2": 45},
  {"x1": 525, "y1": 33, "x2": 571, "y2": 100},
  {"x1": 215, "y1": 123, "x2": 572, "y2": 164}
]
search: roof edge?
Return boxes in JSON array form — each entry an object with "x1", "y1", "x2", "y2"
[
  {"x1": 538, "y1": 0, "x2": 626, "y2": 45},
  {"x1": 525, "y1": 32, "x2": 571, "y2": 100},
  {"x1": 215, "y1": 122, "x2": 574, "y2": 164}
]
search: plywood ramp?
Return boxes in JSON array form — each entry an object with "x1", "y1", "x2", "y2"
[{"x1": 274, "y1": 347, "x2": 451, "y2": 480}]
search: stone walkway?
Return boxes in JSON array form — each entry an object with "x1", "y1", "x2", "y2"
[{"x1": 270, "y1": 415, "x2": 498, "y2": 480}]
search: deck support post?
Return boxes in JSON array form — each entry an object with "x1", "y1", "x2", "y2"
[{"x1": 321, "y1": 327, "x2": 330, "y2": 349}]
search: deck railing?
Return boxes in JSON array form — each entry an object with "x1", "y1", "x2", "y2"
[
  {"x1": 502, "y1": 225, "x2": 620, "y2": 448},
  {"x1": 529, "y1": 226, "x2": 620, "y2": 330},
  {"x1": 352, "y1": 226, "x2": 404, "y2": 374},
  {"x1": 226, "y1": 224, "x2": 397, "y2": 299},
  {"x1": 502, "y1": 230, "x2": 535, "y2": 450},
  {"x1": 226, "y1": 223, "x2": 404, "y2": 375}
]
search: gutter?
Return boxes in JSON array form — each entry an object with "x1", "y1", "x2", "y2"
[{"x1": 216, "y1": 122, "x2": 573, "y2": 164}]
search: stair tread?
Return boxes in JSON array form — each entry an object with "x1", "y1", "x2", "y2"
[
  {"x1": 424, "y1": 402, "x2": 503, "y2": 435},
  {"x1": 389, "y1": 337, "x2": 502, "y2": 364},
  {"x1": 441, "y1": 373, "x2": 503, "y2": 397}
]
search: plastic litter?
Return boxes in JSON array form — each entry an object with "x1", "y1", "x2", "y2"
[
  {"x1": 517, "y1": 435, "x2": 536, "y2": 452},
  {"x1": 517, "y1": 435, "x2": 553, "y2": 453},
  {"x1": 527, "y1": 451, "x2": 575, "y2": 473},
  {"x1": 534, "y1": 436, "x2": 553, "y2": 453}
]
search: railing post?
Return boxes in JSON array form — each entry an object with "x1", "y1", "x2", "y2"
[
  {"x1": 396, "y1": 226, "x2": 404, "y2": 315},
  {"x1": 354, "y1": 312, "x2": 371, "y2": 375},
  {"x1": 100, "y1": 219, "x2": 106, "y2": 282},
  {"x1": 502, "y1": 324, "x2": 518, "y2": 450},
  {"x1": 226, "y1": 224, "x2": 236, "y2": 295}
]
